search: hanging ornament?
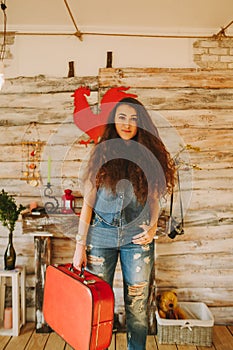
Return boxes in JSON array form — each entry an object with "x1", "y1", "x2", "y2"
[{"x1": 20, "y1": 122, "x2": 44, "y2": 187}]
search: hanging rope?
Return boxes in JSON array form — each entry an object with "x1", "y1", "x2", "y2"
[
  {"x1": 63, "y1": 0, "x2": 83, "y2": 41},
  {"x1": 0, "y1": 0, "x2": 7, "y2": 61},
  {"x1": 213, "y1": 19, "x2": 233, "y2": 39}
]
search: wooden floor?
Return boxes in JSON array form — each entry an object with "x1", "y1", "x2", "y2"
[{"x1": 0, "y1": 323, "x2": 233, "y2": 350}]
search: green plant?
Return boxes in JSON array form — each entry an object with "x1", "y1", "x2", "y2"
[{"x1": 0, "y1": 189, "x2": 25, "y2": 233}]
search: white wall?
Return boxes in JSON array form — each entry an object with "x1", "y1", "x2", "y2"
[
  {"x1": 6, "y1": 34, "x2": 197, "y2": 78},
  {"x1": 3, "y1": 0, "x2": 233, "y2": 78}
]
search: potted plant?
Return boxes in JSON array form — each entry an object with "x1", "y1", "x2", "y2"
[{"x1": 0, "y1": 189, "x2": 25, "y2": 270}]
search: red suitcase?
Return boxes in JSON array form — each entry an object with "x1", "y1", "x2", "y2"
[{"x1": 43, "y1": 263, "x2": 114, "y2": 350}]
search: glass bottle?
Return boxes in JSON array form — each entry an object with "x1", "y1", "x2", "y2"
[{"x1": 4, "y1": 231, "x2": 16, "y2": 270}]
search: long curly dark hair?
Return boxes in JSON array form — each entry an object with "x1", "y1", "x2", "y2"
[{"x1": 87, "y1": 97, "x2": 176, "y2": 204}]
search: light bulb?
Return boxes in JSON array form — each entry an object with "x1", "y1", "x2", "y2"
[
  {"x1": 0, "y1": 61, "x2": 4, "y2": 90},
  {"x1": 0, "y1": 73, "x2": 4, "y2": 90}
]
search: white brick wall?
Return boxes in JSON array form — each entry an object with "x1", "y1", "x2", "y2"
[{"x1": 193, "y1": 38, "x2": 233, "y2": 69}]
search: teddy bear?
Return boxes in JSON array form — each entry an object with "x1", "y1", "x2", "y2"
[{"x1": 157, "y1": 290, "x2": 187, "y2": 320}]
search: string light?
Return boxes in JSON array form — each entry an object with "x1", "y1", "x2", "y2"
[{"x1": 0, "y1": 0, "x2": 7, "y2": 91}]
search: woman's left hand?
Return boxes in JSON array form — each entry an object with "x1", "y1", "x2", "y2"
[{"x1": 132, "y1": 224, "x2": 155, "y2": 245}]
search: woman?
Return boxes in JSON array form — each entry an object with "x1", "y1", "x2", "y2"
[{"x1": 73, "y1": 97, "x2": 175, "y2": 350}]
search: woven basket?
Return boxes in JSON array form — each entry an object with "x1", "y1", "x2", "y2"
[{"x1": 156, "y1": 302, "x2": 214, "y2": 347}]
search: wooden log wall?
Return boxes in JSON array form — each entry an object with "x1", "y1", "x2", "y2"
[
  {"x1": 0, "y1": 68, "x2": 232, "y2": 324},
  {"x1": 98, "y1": 68, "x2": 233, "y2": 324},
  {"x1": 0, "y1": 75, "x2": 98, "y2": 320}
]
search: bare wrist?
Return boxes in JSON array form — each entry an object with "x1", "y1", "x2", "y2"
[{"x1": 149, "y1": 224, "x2": 157, "y2": 236}]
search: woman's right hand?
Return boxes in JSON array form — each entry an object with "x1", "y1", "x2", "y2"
[{"x1": 73, "y1": 242, "x2": 87, "y2": 270}]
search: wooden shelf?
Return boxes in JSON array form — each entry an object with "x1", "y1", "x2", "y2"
[{"x1": 22, "y1": 213, "x2": 80, "y2": 238}]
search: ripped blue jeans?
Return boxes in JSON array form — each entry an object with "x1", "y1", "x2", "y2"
[{"x1": 86, "y1": 214, "x2": 154, "y2": 350}]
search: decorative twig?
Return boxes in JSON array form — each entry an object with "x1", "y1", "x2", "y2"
[{"x1": 173, "y1": 144, "x2": 201, "y2": 170}]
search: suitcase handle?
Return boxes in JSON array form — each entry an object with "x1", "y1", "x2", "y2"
[
  {"x1": 68, "y1": 264, "x2": 96, "y2": 284},
  {"x1": 69, "y1": 263, "x2": 85, "y2": 278}
]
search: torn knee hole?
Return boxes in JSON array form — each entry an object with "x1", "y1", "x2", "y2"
[
  {"x1": 128, "y1": 281, "x2": 147, "y2": 297},
  {"x1": 87, "y1": 255, "x2": 105, "y2": 265}
]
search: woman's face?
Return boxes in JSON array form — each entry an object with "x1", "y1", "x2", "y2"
[{"x1": 114, "y1": 104, "x2": 138, "y2": 140}]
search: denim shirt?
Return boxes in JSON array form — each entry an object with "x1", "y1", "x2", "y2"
[
  {"x1": 87, "y1": 184, "x2": 151, "y2": 247},
  {"x1": 93, "y1": 184, "x2": 150, "y2": 227}
]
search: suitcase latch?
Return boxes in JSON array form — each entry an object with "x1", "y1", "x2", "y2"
[{"x1": 84, "y1": 279, "x2": 96, "y2": 285}]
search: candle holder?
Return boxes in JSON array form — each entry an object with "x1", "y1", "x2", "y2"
[
  {"x1": 61, "y1": 189, "x2": 75, "y2": 214},
  {"x1": 44, "y1": 183, "x2": 59, "y2": 213}
]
